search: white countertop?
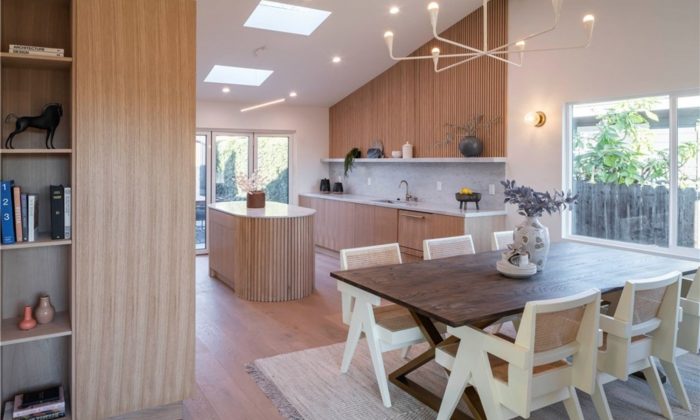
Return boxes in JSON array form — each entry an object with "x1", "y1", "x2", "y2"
[
  {"x1": 299, "y1": 193, "x2": 506, "y2": 219},
  {"x1": 209, "y1": 201, "x2": 315, "y2": 218}
]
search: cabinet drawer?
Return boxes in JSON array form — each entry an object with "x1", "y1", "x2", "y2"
[{"x1": 398, "y1": 210, "x2": 428, "y2": 251}]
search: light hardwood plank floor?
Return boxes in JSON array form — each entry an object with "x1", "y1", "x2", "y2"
[{"x1": 184, "y1": 253, "x2": 346, "y2": 419}]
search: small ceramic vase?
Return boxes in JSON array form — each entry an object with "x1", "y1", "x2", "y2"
[
  {"x1": 18, "y1": 306, "x2": 37, "y2": 331},
  {"x1": 35, "y1": 295, "x2": 56, "y2": 324}
]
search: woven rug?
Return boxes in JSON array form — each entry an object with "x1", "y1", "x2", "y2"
[{"x1": 247, "y1": 340, "x2": 699, "y2": 420}]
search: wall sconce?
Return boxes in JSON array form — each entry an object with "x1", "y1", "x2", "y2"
[{"x1": 524, "y1": 111, "x2": 547, "y2": 127}]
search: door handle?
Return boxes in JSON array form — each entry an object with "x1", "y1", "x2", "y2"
[{"x1": 401, "y1": 213, "x2": 425, "y2": 220}]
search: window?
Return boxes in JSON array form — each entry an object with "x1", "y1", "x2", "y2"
[{"x1": 565, "y1": 92, "x2": 700, "y2": 258}]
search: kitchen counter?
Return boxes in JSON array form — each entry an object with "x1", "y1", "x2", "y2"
[
  {"x1": 298, "y1": 192, "x2": 506, "y2": 218},
  {"x1": 209, "y1": 201, "x2": 315, "y2": 218}
]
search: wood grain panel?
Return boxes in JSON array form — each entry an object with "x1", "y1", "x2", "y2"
[
  {"x1": 329, "y1": 0, "x2": 507, "y2": 158},
  {"x1": 353, "y1": 204, "x2": 398, "y2": 247},
  {"x1": 209, "y1": 209, "x2": 315, "y2": 302},
  {"x1": 465, "y1": 215, "x2": 506, "y2": 253},
  {"x1": 1, "y1": 0, "x2": 73, "y2": 56},
  {"x1": 74, "y1": 0, "x2": 195, "y2": 418}
]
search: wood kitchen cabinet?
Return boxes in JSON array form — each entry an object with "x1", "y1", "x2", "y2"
[{"x1": 398, "y1": 210, "x2": 464, "y2": 259}]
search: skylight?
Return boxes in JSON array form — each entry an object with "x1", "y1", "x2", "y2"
[
  {"x1": 244, "y1": 1, "x2": 331, "y2": 36},
  {"x1": 204, "y1": 65, "x2": 273, "y2": 87}
]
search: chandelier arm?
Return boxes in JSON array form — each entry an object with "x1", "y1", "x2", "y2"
[
  {"x1": 482, "y1": 30, "x2": 595, "y2": 55},
  {"x1": 434, "y1": 52, "x2": 522, "y2": 73}
]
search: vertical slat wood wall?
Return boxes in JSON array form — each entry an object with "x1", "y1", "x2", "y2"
[
  {"x1": 329, "y1": 0, "x2": 508, "y2": 158},
  {"x1": 74, "y1": 0, "x2": 195, "y2": 418}
]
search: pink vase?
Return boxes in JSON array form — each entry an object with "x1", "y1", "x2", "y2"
[
  {"x1": 18, "y1": 306, "x2": 37, "y2": 331},
  {"x1": 35, "y1": 295, "x2": 55, "y2": 324}
]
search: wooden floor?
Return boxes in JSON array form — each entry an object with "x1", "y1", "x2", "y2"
[{"x1": 184, "y1": 253, "x2": 347, "y2": 419}]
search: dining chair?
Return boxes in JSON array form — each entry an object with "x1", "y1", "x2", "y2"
[
  {"x1": 423, "y1": 234, "x2": 475, "y2": 259},
  {"x1": 434, "y1": 289, "x2": 601, "y2": 420},
  {"x1": 591, "y1": 271, "x2": 691, "y2": 420},
  {"x1": 492, "y1": 230, "x2": 513, "y2": 251},
  {"x1": 338, "y1": 243, "x2": 427, "y2": 407},
  {"x1": 678, "y1": 270, "x2": 700, "y2": 354}
]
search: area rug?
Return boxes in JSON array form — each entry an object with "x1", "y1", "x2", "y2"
[{"x1": 247, "y1": 340, "x2": 699, "y2": 419}]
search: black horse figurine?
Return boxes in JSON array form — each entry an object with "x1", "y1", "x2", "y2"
[{"x1": 4, "y1": 103, "x2": 63, "y2": 149}]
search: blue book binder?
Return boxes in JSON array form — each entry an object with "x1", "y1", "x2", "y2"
[{"x1": 1, "y1": 180, "x2": 15, "y2": 244}]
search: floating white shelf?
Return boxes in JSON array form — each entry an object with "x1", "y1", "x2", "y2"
[
  {"x1": 321, "y1": 157, "x2": 506, "y2": 163},
  {"x1": 1, "y1": 312, "x2": 72, "y2": 346},
  {"x1": 0, "y1": 234, "x2": 71, "y2": 251}
]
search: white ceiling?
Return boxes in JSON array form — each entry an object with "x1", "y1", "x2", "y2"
[{"x1": 197, "y1": 0, "x2": 482, "y2": 107}]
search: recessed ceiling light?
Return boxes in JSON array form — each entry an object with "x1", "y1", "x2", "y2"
[
  {"x1": 222, "y1": 86, "x2": 231, "y2": 93},
  {"x1": 332, "y1": 56, "x2": 342, "y2": 64},
  {"x1": 390, "y1": 6, "x2": 400, "y2": 14},
  {"x1": 244, "y1": 0, "x2": 331, "y2": 36},
  {"x1": 289, "y1": 91, "x2": 297, "y2": 97},
  {"x1": 204, "y1": 65, "x2": 273, "y2": 87}
]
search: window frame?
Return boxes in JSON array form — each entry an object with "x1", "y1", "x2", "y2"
[{"x1": 562, "y1": 89, "x2": 700, "y2": 261}]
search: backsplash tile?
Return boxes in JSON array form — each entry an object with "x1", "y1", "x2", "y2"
[{"x1": 328, "y1": 162, "x2": 506, "y2": 211}]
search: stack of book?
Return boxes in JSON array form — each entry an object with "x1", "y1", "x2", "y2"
[
  {"x1": 8, "y1": 45, "x2": 64, "y2": 58},
  {"x1": 4, "y1": 386, "x2": 66, "y2": 420},
  {"x1": 0, "y1": 181, "x2": 71, "y2": 245}
]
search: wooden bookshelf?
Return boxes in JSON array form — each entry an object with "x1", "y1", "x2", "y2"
[
  {"x1": 0, "y1": 0, "x2": 74, "y2": 412},
  {"x1": 0, "y1": 312, "x2": 71, "y2": 346},
  {"x1": 3, "y1": 402, "x2": 71, "y2": 420},
  {"x1": 0, "y1": 52, "x2": 72, "y2": 70}
]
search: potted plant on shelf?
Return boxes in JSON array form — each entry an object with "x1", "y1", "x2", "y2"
[
  {"x1": 236, "y1": 171, "x2": 268, "y2": 208},
  {"x1": 344, "y1": 147, "x2": 361, "y2": 176},
  {"x1": 445, "y1": 115, "x2": 501, "y2": 157},
  {"x1": 501, "y1": 179, "x2": 577, "y2": 271}
]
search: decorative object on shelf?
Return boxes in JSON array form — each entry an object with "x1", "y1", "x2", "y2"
[
  {"x1": 444, "y1": 115, "x2": 500, "y2": 157},
  {"x1": 455, "y1": 187, "x2": 481, "y2": 210},
  {"x1": 18, "y1": 306, "x2": 37, "y2": 331},
  {"x1": 366, "y1": 140, "x2": 384, "y2": 158},
  {"x1": 344, "y1": 148, "x2": 361, "y2": 176},
  {"x1": 502, "y1": 179, "x2": 577, "y2": 271},
  {"x1": 236, "y1": 171, "x2": 268, "y2": 209},
  {"x1": 402, "y1": 141, "x2": 413, "y2": 159},
  {"x1": 496, "y1": 243, "x2": 537, "y2": 279},
  {"x1": 384, "y1": 1, "x2": 595, "y2": 72},
  {"x1": 525, "y1": 111, "x2": 547, "y2": 127},
  {"x1": 4, "y1": 103, "x2": 63, "y2": 149},
  {"x1": 320, "y1": 178, "x2": 331, "y2": 194},
  {"x1": 34, "y1": 295, "x2": 55, "y2": 324},
  {"x1": 391, "y1": 150, "x2": 402, "y2": 158}
]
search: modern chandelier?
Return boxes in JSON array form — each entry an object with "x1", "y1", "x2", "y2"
[{"x1": 383, "y1": 0, "x2": 596, "y2": 73}]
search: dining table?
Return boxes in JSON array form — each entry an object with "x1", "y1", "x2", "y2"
[{"x1": 330, "y1": 241, "x2": 699, "y2": 420}]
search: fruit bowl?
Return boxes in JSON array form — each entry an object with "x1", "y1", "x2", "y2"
[{"x1": 455, "y1": 192, "x2": 481, "y2": 210}]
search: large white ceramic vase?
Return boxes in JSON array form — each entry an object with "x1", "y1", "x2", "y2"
[{"x1": 513, "y1": 216, "x2": 550, "y2": 271}]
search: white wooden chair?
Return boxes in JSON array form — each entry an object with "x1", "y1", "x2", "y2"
[
  {"x1": 434, "y1": 289, "x2": 601, "y2": 420},
  {"x1": 679, "y1": 270, "x2": 700, "y2": 354},
  {"x1": 591, "y1": 271, "x2": 691, "y2": 420},
  {"x1": 424, "y1": 234, "x2": 476, "y2": 260},
  {"x1": 492, "y1": 230, "x2": 513, "y2": 251},
  {"x1": 338, "y1": 243, "x2": 427, "y2": 407}
]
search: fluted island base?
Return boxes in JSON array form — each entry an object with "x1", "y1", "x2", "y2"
[{"x1": 208, "y1": 202, "x2": 315, "y2": 302}]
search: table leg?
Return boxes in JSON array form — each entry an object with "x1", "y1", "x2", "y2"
[{"x1": 387, "y1": 312, "x2": 486, "y2": 420}]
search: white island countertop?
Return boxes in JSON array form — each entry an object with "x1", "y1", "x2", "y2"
[
  {"x1": 209, "y1": 201, "x2": 315, "y2": 218},
  {"x1": 299, "y1": 193, "x2": 506, "y2": 219}
]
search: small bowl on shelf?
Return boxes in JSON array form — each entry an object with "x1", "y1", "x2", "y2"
[{"x1": 391, "y1": 151, "x2": 402, "y2": 158}]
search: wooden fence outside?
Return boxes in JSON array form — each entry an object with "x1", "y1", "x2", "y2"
[{"x1": 573, "y1": 181, "x2": 699, "y2": 248}]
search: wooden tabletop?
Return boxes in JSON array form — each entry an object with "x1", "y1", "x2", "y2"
[{"x1": 331, "y1": 242, "x2": 699, "y2": 328}]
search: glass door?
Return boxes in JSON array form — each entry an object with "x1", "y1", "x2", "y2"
[
  {"x1": 255, "y1": 135, "x2": 290, "y2": 203},
  {"x1": 195, "y1": 133, "x2": 210, "y2": 252},
  {"x1": 213, "y1": 133, "x2": 251, "y2": 202}
]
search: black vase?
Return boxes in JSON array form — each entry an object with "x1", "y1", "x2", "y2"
[{"x1": 458, "y1": 136, "x2": 483, "y2": 157}]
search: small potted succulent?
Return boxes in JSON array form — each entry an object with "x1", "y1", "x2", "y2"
[
  {"x1": 501, "y1": 180, "x2": 577, "y2": 271},
  {"x1": 236, "y1": 171, "x2": 268, "y2": 208}
]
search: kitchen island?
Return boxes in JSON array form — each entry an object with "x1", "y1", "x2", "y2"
[{"x1": 208, "y1": 201, "x2": 315, "y2": 302}]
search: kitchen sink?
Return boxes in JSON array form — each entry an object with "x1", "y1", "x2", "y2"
[{"x1": 371, "y1": 199, "x2": 418, "y2": 206}]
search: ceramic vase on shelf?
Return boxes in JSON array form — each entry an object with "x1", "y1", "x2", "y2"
[
  {"x1": 458, "y1": 136, "x2": 483, "y2": 157},
  {"x1": 18, "y1": 306, "x2": 37, "y2": 331},
  {"x1": 513, "y1": 216, "x2": 550, "y2": 271},
  {"x1": 246, "y1": 191, "x2": 265, "y2": 209},
  {"x1": 35, "y1": 295, "x2": 55, "y2": 324}
]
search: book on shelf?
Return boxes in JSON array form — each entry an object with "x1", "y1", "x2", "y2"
[
  {"x1": 50, "y1": 185, "x2": 65, "y2": 240},
  {"x1": 27, "y1": 194, "x2": 38, "y2": 242},
  {"x1": 4, "y1": 385, "x2": 67, "y2": 419},
  {"x1": 1, "y1": 180, "x2": 15, "y2": 244},
  {"x1": 21, "y1": 193, "x2": 28, "y2": 241},
  {"x1": 12, "y1": 186, "x2": 22, "y2": 243},
  {"x1": 63, "y1": 187, "x2": 71, "y2": 240},
  {"x1": 8, "y1": 44, "x2": 65, "y2": 57}
]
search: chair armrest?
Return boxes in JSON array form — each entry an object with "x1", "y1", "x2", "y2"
[
  {"x1": 599, "y1": 314, "x2": 631, "y2": 338},
  {"x1": 482, "y1": 333, "x2": 530, "y2": 370},
  {"x1": 681, "y1": 298, "x2": 700, "y2": 316}
]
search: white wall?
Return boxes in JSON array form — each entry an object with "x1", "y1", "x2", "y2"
[
  {"x1": 197, "y1": 100, "x2": 329, "y2": 204},
  {"x1": 507, "y1": 0, "x2": 700, "y2": 240}
]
